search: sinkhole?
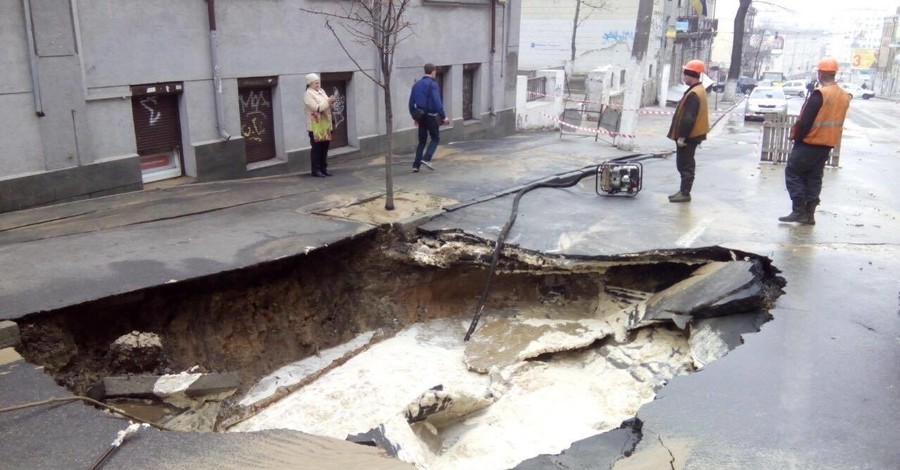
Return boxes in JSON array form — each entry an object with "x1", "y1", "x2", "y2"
[{"x1": 16, "y1": 226, "x2": 784, "y2": 469}]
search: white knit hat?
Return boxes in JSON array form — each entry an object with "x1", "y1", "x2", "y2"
[{"x1": 306, "y1": 73, "x2": 320, "y2": 85}]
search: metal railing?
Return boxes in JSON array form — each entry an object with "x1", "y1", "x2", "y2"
[{"x1": 526, "y1": 76, "x2": 546, "y2": 102}]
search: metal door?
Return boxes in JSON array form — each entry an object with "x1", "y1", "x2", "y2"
[
  {"x1": 239, "y1": 77, "x2": 277, "y2": 163},
  {"x1": 320, "y1": 74, "x2": 349, "y2": 149},
  {"x1": 131, "y1": 83, "x2": 183, "y2": 181}
]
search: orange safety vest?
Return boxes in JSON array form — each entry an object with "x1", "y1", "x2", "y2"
[
  {"x1": 791, "y1": 84, "x2": 849, "y2": 147},
  {"x1": 668, "y1": 84, "x2": 710, "y2": 140}
]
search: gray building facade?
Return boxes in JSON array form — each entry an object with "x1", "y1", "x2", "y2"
[{"x1": 0, "y1": 0, "x2": 521, "y2": 212}]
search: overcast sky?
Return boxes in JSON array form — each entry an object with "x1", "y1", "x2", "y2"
[{"x1": 715, "y1": 0, "x2": 899, "y2": 32}]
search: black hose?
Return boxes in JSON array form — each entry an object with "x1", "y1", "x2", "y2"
[{"x1": 463, "y1": 153, "x2": 652, "y2": 341}]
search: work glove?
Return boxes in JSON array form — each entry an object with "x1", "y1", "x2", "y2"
[{"x1": 676, "y1": 137, "x2": 687, "y2": 148}]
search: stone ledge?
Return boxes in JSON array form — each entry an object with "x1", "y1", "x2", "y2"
[{"x1": 0, "y1": 321, "x2": 20, "y2": 349}]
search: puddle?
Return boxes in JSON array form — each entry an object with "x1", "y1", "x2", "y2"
[{"x1": 15, "y1": 228, "x2": 783, "y2": 468}]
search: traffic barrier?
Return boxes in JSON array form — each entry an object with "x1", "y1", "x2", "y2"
[{"x1": 760, "y1": 113, "x2": 840, "y2": 166}]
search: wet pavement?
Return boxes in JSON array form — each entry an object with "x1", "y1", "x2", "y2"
[{"x1": 1, "y1": 97, "x2": 899, "y2": 469}]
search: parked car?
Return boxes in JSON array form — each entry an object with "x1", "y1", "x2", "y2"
[
  {"x1": 744, "y1": 87, "x2": 787, "y2": 121},
  {"x1": 737, "y1": 76, "x2": 757, "y2": 94},
  {"x1": 781, "y1": 80, "x2": 807, "y2": 97},
  {"x1": 838, "y1": 83, "x2": 875, "y2": 100}
]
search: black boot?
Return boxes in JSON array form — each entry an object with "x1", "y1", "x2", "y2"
[
  {"x1": 801, "y1": 201, "x2": 818, "y2": 225},
  {"x1": 778, "y1": 198, "x2": 807, "y2": 223}
]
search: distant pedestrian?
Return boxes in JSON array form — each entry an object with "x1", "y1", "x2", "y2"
[
  {"x1": 779, "y1": 57, "x2": 850, "y2": 225},
  {"x1": 304, "y1": 73, "x2": 337, "y2": 177},
  {"x1": 408, "y1": 63, "x2": 449, "y2": 173},
  {"x1": 666, "y1": 59, "x2": 710, "y2": 203}
]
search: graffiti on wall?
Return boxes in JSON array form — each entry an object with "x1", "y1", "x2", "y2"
[
  {"x1": 331, "y1": 86, "x2": 345, "y2": 131},
  {"x1": 602, "y1": 30, "x2": 634, "y2": 43},
  {"x1": 240, "y1": 89, "x2": 271, "y2": 142},
  {"x1": 140, "y1": 97, "x2": 162, "y2": 125}
]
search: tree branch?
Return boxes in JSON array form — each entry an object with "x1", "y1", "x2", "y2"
[{"x1": 323, "y1": 19, "x2": 384, "y2": 89}]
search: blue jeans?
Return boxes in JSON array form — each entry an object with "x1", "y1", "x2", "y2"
[{"x1": 414, "y1": 115, "x2": 440, "y2": 169}]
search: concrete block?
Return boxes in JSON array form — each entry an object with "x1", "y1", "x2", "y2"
[
  {"x1": 87, "y1": 372, "x2": 240, "y2": 401},
  {"x1": 0, "y1": 321, "x2": 20, "y2": 349},
  {"x1": 185, "y1": 372, "x2": 241, "y2": 398}
]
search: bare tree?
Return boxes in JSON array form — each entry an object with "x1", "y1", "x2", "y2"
[
  {"x1": 723, "y1": 0, "x2": 753, "y2": 101},
  {"x1": 570, "y1": 0, "x2": 610, "y2": 63},
  {"x1": 300, "y1": 1, "x2": 414, "y2": 210}
]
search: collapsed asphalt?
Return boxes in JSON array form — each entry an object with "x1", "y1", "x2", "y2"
[{"x1": 1, "y1": 98, "x2": 898, "y2": 469}]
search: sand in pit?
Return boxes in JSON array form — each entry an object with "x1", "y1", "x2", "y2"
[{"x1": 320, "y1": 191, "x2": 457, "y2": 226}]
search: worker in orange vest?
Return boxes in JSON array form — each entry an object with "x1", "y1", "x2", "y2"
[
  {"x1": 666, "y1": 59, "x2": 710, "y2": 203},
  {"x1": 779, "y1": 57, "x2": 850, "y2": 225}
]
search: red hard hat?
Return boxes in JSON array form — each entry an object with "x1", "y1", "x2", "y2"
[
  {"x1": 817, "y1": 57, "x2": 839, "y2": 72},
  {"x1": 683, "y1": 60, "x2": 706, "y2": 75}
]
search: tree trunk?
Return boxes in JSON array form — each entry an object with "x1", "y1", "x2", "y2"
[
  {"x1": 570, "y1": 0, "x2": 581, "y2": 63},
  {"x1": 383, "y1": 69, "x2": 395, "y2": 211},
  {"x1": 724, "y1": 0, "x2": 751, "y2": 101}
]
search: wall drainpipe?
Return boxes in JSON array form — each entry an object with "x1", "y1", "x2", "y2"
[
  {"x1": 488, "y1": 0, "x2": 496, "y2": 117},
  {"x1": 207, "y1": 0, "x2": 231, "y2": 141},
  {"x1": 22, "y1": 0, "x2": 44, "y2": 117}
]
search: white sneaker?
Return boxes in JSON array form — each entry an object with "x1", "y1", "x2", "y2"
[{"x1": 422, "y1": 161, "x2": 434, "y2": 171}]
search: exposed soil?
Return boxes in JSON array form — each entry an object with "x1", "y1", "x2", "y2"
[{"x1": 16, "y1": 227, "x2": 784, "y2": 419}]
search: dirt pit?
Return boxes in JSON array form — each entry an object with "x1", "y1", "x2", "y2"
[{"x1": 16, "y1": 227, "x2": 784, "y2": 467}]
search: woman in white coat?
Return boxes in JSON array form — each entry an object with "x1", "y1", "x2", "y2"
[{"x1": 304, "y1": 73, "x2": 336, "y2": 177}]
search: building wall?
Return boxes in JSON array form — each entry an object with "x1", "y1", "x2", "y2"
[
  {"x1": 519, "y1": 0, "x2": 640, "y2": 74},
  {"x1": 0, "y1": 0, "x2": 520, "y2": 212}
]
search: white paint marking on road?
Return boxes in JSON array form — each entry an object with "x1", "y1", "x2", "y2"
[{"x1": 675, "y1": 218, "x2": 712, "y2": 247}]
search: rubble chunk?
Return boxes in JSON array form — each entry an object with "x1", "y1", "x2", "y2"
[
  {"x1": 403, "y1": 387, "x2": 493, "y2": 428},
  {"x1": 109, "y1": 331, "x2": 163, "y2": 372}
]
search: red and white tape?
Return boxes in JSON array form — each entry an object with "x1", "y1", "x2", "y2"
[
  {"x1": 542, "y1": 112, "x2": 636, "y2": 139},
  {"x1": 527, "y1": 91, "x2": 745, "y2": 116}
]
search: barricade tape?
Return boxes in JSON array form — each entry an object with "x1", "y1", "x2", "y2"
[
  {"x1": 542, "y1": 112, "x2": 636, "y2": 139},
  {"x1": 527, "y1": 90, "x2": 746, "y2": 116}
]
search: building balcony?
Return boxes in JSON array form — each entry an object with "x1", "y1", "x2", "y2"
[{"x1": 674, "y1": 16, "x2": 718, "y2": 41}]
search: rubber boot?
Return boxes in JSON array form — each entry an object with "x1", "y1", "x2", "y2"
[
  {"x1": 801, "y1": 201, "x2": 818, "y2": 225},
  {"x1": 668, "y1": 192, "x2": 691, "y2": 203},
  {"x1": 778, "y1": 198, "x2": 807, "y2": 223}
]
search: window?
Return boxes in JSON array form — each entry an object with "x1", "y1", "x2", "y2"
[{"x1": 463, "y1": 63, "x2": 479, "y2": 120}]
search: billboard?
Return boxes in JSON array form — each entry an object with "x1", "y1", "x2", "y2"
[{"x1": 851, "y1": 49, "x2": 876, "y2": 69}]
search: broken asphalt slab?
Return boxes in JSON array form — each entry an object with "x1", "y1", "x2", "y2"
[
  {"x1": 513, "y1": 418, "x2": 643, "y2": 470},
  {"x1": 642, "y1": 260, "x2": 770, "y2": 327},
  {"x1": 0, "y1": 354, "x2": 413, "y2": 469}
]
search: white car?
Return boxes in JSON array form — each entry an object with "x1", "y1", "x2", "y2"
[
  {"x1": 781, "y1": 80, "x2": 808, "y2": 97},
  {"x1": 744, "y1": 87, "x2": 787, "y2": 121},
  {"x1": 838, "y1": 83, "x2": 874, "y2": 100}
]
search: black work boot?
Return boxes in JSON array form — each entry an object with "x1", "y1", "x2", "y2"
[
  {"x1": 778, "y1": 199, "x2": 807, "y2": 223},
  {"x1": 801, "y1": 201, "x2": 818, "y2": 225}
]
